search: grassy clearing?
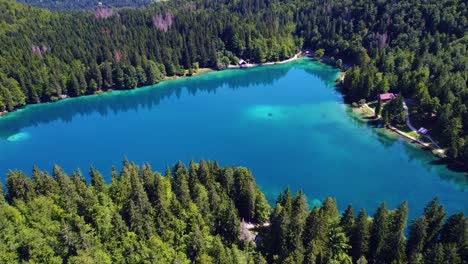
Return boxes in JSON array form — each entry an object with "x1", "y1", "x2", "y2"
[
  {"x1": 362, "y1": 105, "x2": 374, "y2": 116},
  {"x1": 396, "y1": 124, "x2": 422, "y2": 139},
  {"x1": 407, "y1": 130, "x2": 421, "y2": 139}
]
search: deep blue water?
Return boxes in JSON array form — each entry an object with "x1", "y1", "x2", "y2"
[{"x1": 0, "y1": 59, "x2": 466, "y2": 219}]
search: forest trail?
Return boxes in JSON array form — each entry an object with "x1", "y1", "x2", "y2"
[{"x1": 403, "y1": 99, "x2": 443, "y2": 153}]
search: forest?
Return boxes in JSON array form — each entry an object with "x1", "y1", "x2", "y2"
[
  {"x1": 0, "y1": 0, "x2": 466, "y2": 164},
  {"x1": 0, "y1": 160, "x2": 466, "y2": 263},
  {"x1": 16, "y1": 0, "x2": 153, "y2": 11}
]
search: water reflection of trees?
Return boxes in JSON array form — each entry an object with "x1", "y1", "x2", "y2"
[
  {"x1": 401, "y1": 144, "x2": 468, "y2": 190},
  {"x1": 344, "y1": 107, "x2": 468, "y2": 186},
  {"x1": 0, "y1": 63, "x2": 306, "y2": 138},
  {"x1": 0, "y1": 60, "x2": 340, "y2": 138},
  {"x1": 302, "y1": 63, "x2": 340, "y2": 88}
]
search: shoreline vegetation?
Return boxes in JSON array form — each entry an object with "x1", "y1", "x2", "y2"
[
  {"x1": 346, "y1": 92, "x2": 468, "y2": 173},
  {"x1": 339, "y1": 71, "x2": 465, "y2": 170},
  {"x1": 0, "y1": 53, "x2": 303, "y2": 119},
  {"x1": 314, "y1": 55, "x2": 449, "y2": 161},
  {"x1": 310, "y1": 54, "x2": 467, "y2": 173},
  {"x1": 1, "y1": 160, "x2": 466, "y2": 263},
  {"x1": 2, "y1": 51, "x2": 466, "y2": 174}
]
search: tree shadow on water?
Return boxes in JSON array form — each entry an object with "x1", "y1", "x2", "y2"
[{"x1": 0, "y1": 64, "x2": 296, "y2": 139}]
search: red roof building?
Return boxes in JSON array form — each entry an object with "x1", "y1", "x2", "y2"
[{"x1": 377, "y1": 93, "x2": 396, "y2": 102}]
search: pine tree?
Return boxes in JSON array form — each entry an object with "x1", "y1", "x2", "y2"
[
  {"x1": 326, "y1": 224, "x2": 352, "y2": 264},
  {"x1": 407, "y1": 217, "x2": 428, "y2": 261},
  {"x1": 32, "y1": 165, "x2": 58, "y2": 196},
  {"x1": 322, "y1": 197, "x2": 339, "y2": 223},
  {"x1": 442, "y1": 243, "x2": 462, "y2": 264},
  {"x1": 198, "y1": 159, "x2": 212, "y2": 186},
  {"x1": 383, "y1": 110, "x2": 390, "y2": 126},
  {"x1": 90, "y1": 63, "x2": 102, "y2": 90},
  {"x1": 439, "y1": 212, "x2": 466, "y2": 260},
  {"x1": 90, "y1": 166, "x2": 106, "y2": 193},
  {"x1": 340, "y1": 205, "x2": 355, "y2": 238},
  {"x1": 375, "y1": 99, "x2": 382, "y2": 117},
  {"x1": 172, "y1": 161, "x2": 191, "y2": 206},
  {"x1": 302, "y1": 208, "x2": 328, "y2": 262},
  {"x1": 351, "y1": 209, "x2": 370, "y2": 261},
  {"x1": 135, "y1": 65, "x2": 147, "y2": 86},
  {"x1": 234, "y1": 167, "x2": 258, "y2": 221},
  {"x1": 425, "y1": 243, "x2": 445, "y2": 264},
  {"x1": 123, "y1": 163, "x2": 154, "y2": 237},
  {"x1": 423, "y1": 198, "x2": 446, "y2": 249},
  {"x1": 386, "y1": 201, "x2": 408, "y2": 264},
  {"x1": 100, "y1": 62, "x2": 113, "y2": 90},
  {"x1": 68, "y1": 73, "x2": 80, "y2": 97},
  {"x1": 6, "y1": 170, "x2": 36, "y2": 202},
  {"x1": 254, "y1": 191, "x2": 270, "y2": 223},
  {"x1": 368, "y1": 203, "x2": 388, "y2": 263}
]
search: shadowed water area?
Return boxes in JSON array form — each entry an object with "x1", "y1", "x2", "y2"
[{"x1": 0, "y1": 59, "x2": 466, "y2": 219}]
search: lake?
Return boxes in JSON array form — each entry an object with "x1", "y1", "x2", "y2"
[{"x1": 0, "y1": 59, "x2": 466, "y2": 219}]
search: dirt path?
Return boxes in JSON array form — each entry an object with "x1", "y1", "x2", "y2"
[
  {"x1": 403, "y1": 100, "x2": 443, "y2": 153},
  {"x1": 361, "y1": 101, "x2": 444, "y2": 154}
]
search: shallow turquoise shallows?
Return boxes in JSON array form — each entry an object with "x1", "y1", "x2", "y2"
[{"x1": 0, "y1": 59, "x2": 466, "y2": 219}]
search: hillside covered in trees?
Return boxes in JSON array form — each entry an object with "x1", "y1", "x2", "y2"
[
  {"x1": 17, "y1": 0, "x2": 154, "y2": 11},
  {"x1": 0, "y1": 0, "x2": 466, "y2": 164},
  {"x1": 1, "y1": 160, "x2": 466, "y2": 263}
]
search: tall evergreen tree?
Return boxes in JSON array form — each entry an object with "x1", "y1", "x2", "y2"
[
  {"x1": 351, "y1": 209, "x2": 370, "y2": 261},
  {"x1": 368, "y1": 203, "x2": 388, "y2": 263}
]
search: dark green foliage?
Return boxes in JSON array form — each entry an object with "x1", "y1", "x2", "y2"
[
  {"x1": 262, "y1": 197, "x2": 465, "y2": 264},
  {"x1": 340, "y1": 205, "x2": 355, "y2": 237},
  {"x1": 17, "y1": 0, "x2": 153, "y2": 11},
  {"x1": 296, "y1": 0, "x2": 467, "y2": 163},
  {"x1": 407, "y1": 217, "x2": 428, "y2": 262},
  {"x1": 386, "y1": 201, "x2": 409, "y2": 263},
  {"x1": 0, "y1": 160, "x2": 270, "y2": 263},
  {"x1": 1, "y1": 161, "x2": 465, "y2": 263},
  {"x1": 351, "y1": 209, "x2": 370, "y2": 261},
  {"x1": 384, "y1": 94, "x2": 406, "y2": 125},
  {"x1": 368, "y1": 203, "x2": 389, "y2": 263},
  {"x1": 0, "y1": 0, "x2": 300, "y2": 114},
  {"x1": 89, "y1": 166, "x2": 105, "y2": 193},
  {"x1": 6, "y1": 170, "x2": 36, "y2": 202},
  {"x1": 423, "y1": 198, "x2": 447, "y2": 249},
  {"x1": 233, "y1": 167, "x2": 270, "y2": 223},
  {"x1": 375, "y1": 100, "x2": 382, "y2": 117}
]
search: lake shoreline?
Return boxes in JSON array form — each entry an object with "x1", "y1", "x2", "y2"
[
  {"x1": 312, "y1": 56, "x2": 466, "y2": 173},
  {"x1": 1, "y1": 57, "x2": 466, "y2": 218},
  {"x1": 347, "y1": 95, "x2": 468, "y2": 173},
  {"x1": 2, "y1": 53, "x2": 466, "y2": 174},
  {"x1": 0, "y1": 53, "x2": 303, "y2": 119}
]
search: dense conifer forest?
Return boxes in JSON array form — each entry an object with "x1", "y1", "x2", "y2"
[
  {"x1": 0, "y1": 0, "x2": 466, "y2": 164},
  {"x1": 17, "y1": 0, "x2": 153, "y2": 11},
  {"x1": 0, "y1": 160, "x2": 466, "y2": 263}
]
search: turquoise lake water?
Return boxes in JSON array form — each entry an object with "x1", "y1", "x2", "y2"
[{"x1": 0, "y1": 59, "x2": 466, "y2": 219}]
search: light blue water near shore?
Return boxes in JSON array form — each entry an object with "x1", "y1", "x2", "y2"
[{"x1": 0, "y1": 59, "x2": 466, "y2": 219}]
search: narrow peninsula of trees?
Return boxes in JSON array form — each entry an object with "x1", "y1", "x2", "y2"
[{"x1": 1, "y1": 160, "x2": 466, "y2": 263}]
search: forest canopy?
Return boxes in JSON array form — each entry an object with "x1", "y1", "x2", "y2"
[
  {"x1": 0, "y1": 160, "x2": 466, "y2": 263},
  {"x1": 16, "y1": 0, "x2": 154, "y2": 11}
]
